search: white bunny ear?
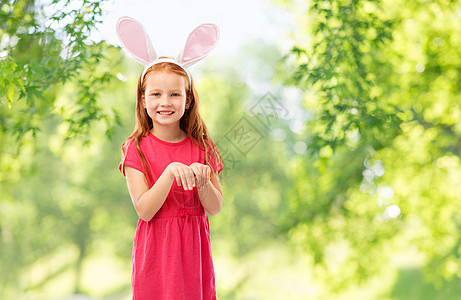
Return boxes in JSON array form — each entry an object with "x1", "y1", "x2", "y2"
[
  {"x1": 176, "y1": 24, "x2": 219, "y2": 68},
  {"x1": 116, "y1": 16, "x2": 157, "y2": 66}
]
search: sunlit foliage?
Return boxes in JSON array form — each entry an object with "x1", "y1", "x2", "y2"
[{"x1": 281, "y1": 0, "x2": 461, "y2": 297}]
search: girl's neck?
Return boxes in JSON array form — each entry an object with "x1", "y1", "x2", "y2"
[{"x1": 151, "y1": 125, "x2": 187, "y2": 143}]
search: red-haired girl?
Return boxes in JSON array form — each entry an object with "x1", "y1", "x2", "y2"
[{"x1": 116, "y1": 17, "x2": 223, "y2": 299}]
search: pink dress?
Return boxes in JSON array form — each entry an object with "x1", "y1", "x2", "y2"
[{"x1": 119, "y1": 133, "x2": 222, "y2": 300}]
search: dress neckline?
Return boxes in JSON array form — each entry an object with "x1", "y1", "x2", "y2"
[{"x1": 149, "y1": 132, "x2": 189, "y2": 146}]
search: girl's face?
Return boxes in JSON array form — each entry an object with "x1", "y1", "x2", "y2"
[{"x1": 142, "y1": 71, "x2": 188, "y2": 130}]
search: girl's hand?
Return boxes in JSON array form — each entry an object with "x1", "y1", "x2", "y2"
[
  {"x1": 189, "y1": 163, "x2": 211, "y2": 189},
  {"x1": 167, "y1": 162, "x2": 195, "y2": 191}
]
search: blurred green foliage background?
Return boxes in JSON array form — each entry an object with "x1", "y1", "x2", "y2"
[{"x1": 1, "y1": 0, "x2": 461, "y2": 299}]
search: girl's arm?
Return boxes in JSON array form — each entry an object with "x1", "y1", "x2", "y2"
[
  {"x1": 199, "y1": 173, "x2": 223, "y2": 216},
  {"x1": 124, "y1": 166, "x2": 173, "y2": 221},
  {"x1": 124, "y1": 162, "x2": 196, "y2": 221}
]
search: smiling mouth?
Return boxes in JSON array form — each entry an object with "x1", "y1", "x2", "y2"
[{"x1": 157, "y1": 111, "x2": 174, "y2": 115}]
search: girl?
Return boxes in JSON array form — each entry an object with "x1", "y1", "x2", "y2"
[{"x1": 116, "y1": 17, "x2": 223, "y2": 299}]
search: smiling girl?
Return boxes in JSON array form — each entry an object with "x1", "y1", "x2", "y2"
[{"x1": 117, "y1": 17, "x2": 223, "y2": 300}]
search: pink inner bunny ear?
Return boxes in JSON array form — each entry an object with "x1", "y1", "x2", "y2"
[
  {"x1": 178, "y1": 24, "x2": 219, "y2": 68},
  {"x1": 116, "y1": 17, "x2": 157, "y2": 66}
]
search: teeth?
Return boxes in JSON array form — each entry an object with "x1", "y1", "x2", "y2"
[{"x1": 158, "y1": 111, "x2": 173, "y2": 115}]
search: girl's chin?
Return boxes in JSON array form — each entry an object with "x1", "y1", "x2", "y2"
[{"x1": 152, "y1": 119, "x2": 181, "y2": 127}]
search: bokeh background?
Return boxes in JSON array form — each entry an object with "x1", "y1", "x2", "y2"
[{"x1": 1, "y1": 0, "x2": 461, "y2": 299}]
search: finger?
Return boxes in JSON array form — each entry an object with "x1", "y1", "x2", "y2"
[
  {"x1": 194, "y1": 174, "x2": 199, "y2": 189},
  {"x1": 190, "y1": 165, "x2": 202, "y2": 188},
  {"x1": 172, "y1": 169, "x2": 181, "y2": 186},
  {"x1": 186, "y1": 167, "x2": 195, "y2": 190},
  {"x1": 206, "y1": 166, "x2": 211, "y2": 184},
  {"x1": 170, "y1": 163, "x2": 186, "y2": 187},
  {"x1": 189, "y1": 165, "x2": 199, "y2": 177},
  {"x1": 191, "y1": 169, "x2": 200, "y2": 189},
  {"x1": 188, "y1": 171, "x2": 196, "y2": 190},
  {"x1": 183, "y1": 169, "x2": 194, "y2": 190},
  {"x1": 196, "y1": 175, "x2": 202, "y2": 190},
  {"x1": 179, "y1": 169, "x2": 189, "y2": 190},
  {"x1": 197, "y1": 170, "x2": 202, "y2": 188},
  {"x1": 193, "y1": 166, "x2": 203, "y2": 188},
  {"x1": 203, "y1": 167, "x2": 208, "y2": 187}
]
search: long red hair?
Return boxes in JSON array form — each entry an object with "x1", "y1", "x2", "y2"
[{"x1": 120, "y1": 60, "x2": 223, "y2": 184}]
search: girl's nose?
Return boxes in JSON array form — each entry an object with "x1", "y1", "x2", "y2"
[{"x1": 159, "y1": 95, "x2": 172, "y2": 105}]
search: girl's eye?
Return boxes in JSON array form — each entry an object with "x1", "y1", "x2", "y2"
[
  {"x1": 151, "y1": 93, "x2": 160, "y2": 97},
  {"x1": 172, "y1": 93, "x2": 181, "y2": 97}
]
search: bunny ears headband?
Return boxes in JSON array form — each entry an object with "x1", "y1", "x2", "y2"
[{"x1": 116, "y1": 16, "x2": 219, "y2": 87}]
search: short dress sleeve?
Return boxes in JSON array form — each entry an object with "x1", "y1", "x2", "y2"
[
  {"x1": 119, "y1": 139, "x2": 144, "y2": 176},
  {"x1": 205, "y1": 140, "x2": 223, "y2": 174}
]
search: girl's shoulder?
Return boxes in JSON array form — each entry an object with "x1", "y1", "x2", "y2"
[
  {"x1": 201, "y1": 138, "x2": 223, "y2": 174},
  {"x1": 121, "y1": 135, "x2": 150, "y2": 154},
  {"x1": 121, "y1": 138, "x2": 133, "y2": 151},
  {"x1": 189, "y1": 136, "x2": 213, "y2": 152},
  {"x1": 203, "y1": 138, "x2": 220, "y2": 153}
]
